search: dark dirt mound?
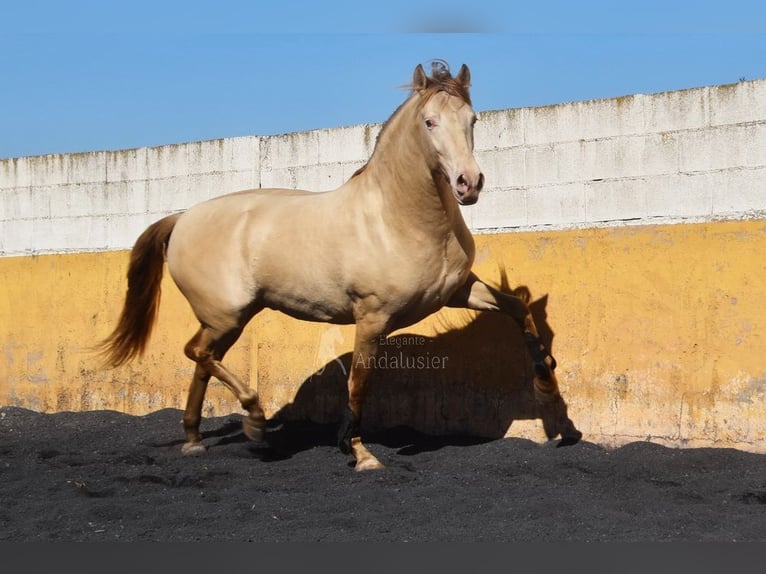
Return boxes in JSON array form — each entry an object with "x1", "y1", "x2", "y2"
[{"x1": 1, "y1": 406, "x2": 764, "y2": 541}]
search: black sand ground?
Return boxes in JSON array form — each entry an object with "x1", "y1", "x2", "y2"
[{"x1": 1, "y1": 406, "x2": 764, "y2": 542}]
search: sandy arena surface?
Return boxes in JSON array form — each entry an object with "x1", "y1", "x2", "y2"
[{"x1": 1, "y1": 406, "x2": 764, "y2": 542}]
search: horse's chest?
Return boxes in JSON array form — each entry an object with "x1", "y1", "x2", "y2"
[
  {"x1": 436, "y1": 253, "x2": 472, "y2": 300},
  {"x1": 415, "y1": 235, "x2": 474, "y2": 304}
]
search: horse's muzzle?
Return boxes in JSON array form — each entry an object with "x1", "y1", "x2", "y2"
[{"x1": 455, "y1": 172, "x2": 484, "y2": 205}]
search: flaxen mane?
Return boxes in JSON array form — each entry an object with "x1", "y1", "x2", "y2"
[{"x1": 418, "y1": 59, "x2": 472, "y2": 105}]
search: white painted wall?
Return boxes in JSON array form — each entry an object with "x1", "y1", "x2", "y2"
[
  {"x1": 471, "y1": 80, "x2": 766, "y2": 232},
  {"x1": 1, "y1": 79, "x2": 765, "y2": 256}
]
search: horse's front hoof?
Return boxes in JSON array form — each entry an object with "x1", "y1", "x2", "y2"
[
  {"x1": 181, "y1": 442, "x2": 207, "y2": 456},
  {"x1": 350, "y1": 437, "x2": 384, "y2": 471},
  {"x1": 354, "y1": 457, "x2": 385, "y2": 471}
]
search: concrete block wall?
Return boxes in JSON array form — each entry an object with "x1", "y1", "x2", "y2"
[
  {"x1": 467, "y1": 80, "x2": 766, "y2": 232},
  {"x1": 0, "y1": 137, "x2": 261, "y2": 255},
  {"x1": 259, "y1": 124, "x2": 381, "y2": 192},
  {"x1": 2, "y1": 79, "x2": 765, "y2": 257}
]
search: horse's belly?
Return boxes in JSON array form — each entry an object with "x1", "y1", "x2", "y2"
[{"x1": 261, "y1": 290, "x2": 355, "y2": 325}]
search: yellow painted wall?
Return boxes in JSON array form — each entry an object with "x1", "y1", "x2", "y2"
[{"x1": 2, "y1": 219, "x2": 765, "y2": 452}]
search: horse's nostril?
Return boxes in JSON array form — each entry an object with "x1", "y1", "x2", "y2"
[
  {"x1": 477, "y1": 173, "x2": 485, "y2": 192},
  {"x1": 457, "y1": 174, "x2": 467, "y2": 187}
]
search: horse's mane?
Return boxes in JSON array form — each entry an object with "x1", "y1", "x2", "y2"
[
  {"x1": 418, "y1": 59, "x2": 472, "y2": 106},
  {"x1": 351, "y1": 60, "x2": 471, "y2": 179}
]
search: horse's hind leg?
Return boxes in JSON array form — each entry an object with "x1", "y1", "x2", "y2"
[
  {"x1": 180, "y1": 363, "x2": 211, "y2": 455},
  {"x1": 181, "y1": 324, "x2": 266, "y2": 454},
  {"x1": 448, "y1": 273, "x2": 582, "y2": 445}
]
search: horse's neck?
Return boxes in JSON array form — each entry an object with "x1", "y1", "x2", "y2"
[{"x1": 353, "y1": 103, "x2": 466, "y2": 236}]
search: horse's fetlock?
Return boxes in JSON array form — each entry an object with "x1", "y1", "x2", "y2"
[
  {"x1": 242, "y1": 416, "x2": 266, "y2": 444},
  {"x1": 241, "y1": 393, "x2": 261, "y2": 412}
]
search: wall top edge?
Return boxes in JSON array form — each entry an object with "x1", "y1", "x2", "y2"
[
  {"x1": 0, "y1": 134, "x2": 263, "y2": 164},
  {"x1": 2, "y1": 78, "x2": 764, "y2": 164},
  {"x1": 479, "y1": 77, "x2": 766, "y2": 116},
  {"x1": 3, "y1": 211, "x2": 765, "y2": 259}
]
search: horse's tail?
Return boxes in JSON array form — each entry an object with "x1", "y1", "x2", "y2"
[{"x1": 97, "y1": 212, "x2": 182, "y2": 368}]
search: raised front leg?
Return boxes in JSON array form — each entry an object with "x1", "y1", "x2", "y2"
[
  {"x1": 448, "y1": 273, "x2": 582, "y2": 445},
  {"x1": 337, "y1": 317, "x2": 388, "y2": 471}
]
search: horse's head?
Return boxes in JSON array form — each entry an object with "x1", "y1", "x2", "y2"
[{"x1": 413, "y1": 61, "x2": 485, "y2": 206}]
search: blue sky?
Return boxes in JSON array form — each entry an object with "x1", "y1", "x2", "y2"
[{"x1": 2, "y1": 0, "x2": 765, "y2": 158}]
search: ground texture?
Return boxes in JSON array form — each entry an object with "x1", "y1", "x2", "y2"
[{"x1": 1, "y1": 406, "x2": 764, "y2": 541}]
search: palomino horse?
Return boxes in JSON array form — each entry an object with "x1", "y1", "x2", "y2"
[{"x1": 99, "y1": 61, "x2": 581, "y2": 470}]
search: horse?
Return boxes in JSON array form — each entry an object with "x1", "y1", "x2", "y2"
[{"x1": 98, "y1": 61, "x2": 582, "y2": 470}]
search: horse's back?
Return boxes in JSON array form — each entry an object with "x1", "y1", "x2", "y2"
[
  {"x1": 173, "y1": 187, "x2": 332, "y2": 234},
  {"x1": 165, "y1": 187, "x2": 352, "y2": 326}
]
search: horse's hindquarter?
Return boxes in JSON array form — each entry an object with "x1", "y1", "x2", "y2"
[{"x1": 167, "y1": 189, "x2": 355, "y2": 326}]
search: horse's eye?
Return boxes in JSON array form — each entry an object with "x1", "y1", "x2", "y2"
[{"x1": 425, "y1": 119, "x2": 435, "y2": 129}]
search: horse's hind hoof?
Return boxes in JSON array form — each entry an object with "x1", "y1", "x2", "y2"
[
  {"x1": 181, "y1": 442, "x2": 207, "y2": 456},
  {"x1": 242, "y1": 417, "x2": 266, "y2": 445}
]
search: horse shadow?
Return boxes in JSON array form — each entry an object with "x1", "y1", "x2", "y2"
[{"x1": 251, "y1": 286, "x2": 577, "y2": 460}]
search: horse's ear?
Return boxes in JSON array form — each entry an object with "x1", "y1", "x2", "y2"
[
  {"x1": 456, "y1": 64, "x2": 471, "y2": 88},
  {"x1": 412, "y1": 64, "x2": 428, "y2": 90}
]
